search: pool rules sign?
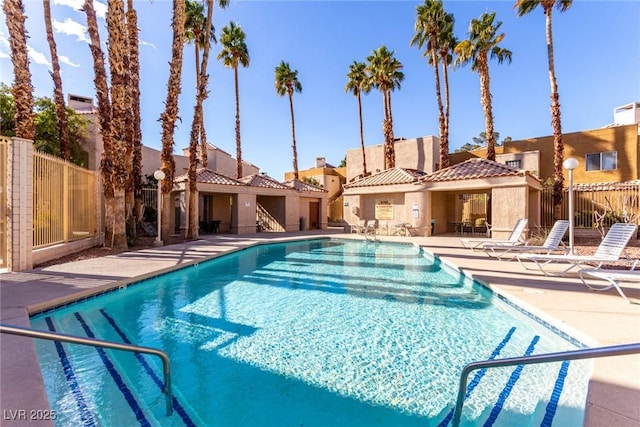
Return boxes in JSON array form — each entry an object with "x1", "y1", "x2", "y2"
[{"x1": 375, "y1": 199, "x2": 394, "y2": 220}]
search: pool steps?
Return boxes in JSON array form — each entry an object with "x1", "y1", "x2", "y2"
[{"x1": 33, "y1": 315, "x2": 578, "y2": 427}]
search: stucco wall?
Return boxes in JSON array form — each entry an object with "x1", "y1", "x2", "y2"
[
  {"x1": 491, "y1": 186, "x2": 530, "y2": 239},
  {"x1": 346, "y1": 136, "x2": 439, "y2": 182}
]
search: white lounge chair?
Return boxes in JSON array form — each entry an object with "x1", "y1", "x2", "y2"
[
  {"x1": 350, "y1": 219, "x2": 368, "y2": 234},
  {"x1": 578, "y1": 266, "x2": 640, "y2": 304},
  {"x1": 483, "y1": 220, "x2": 569, "y2": 260},
  {"x1": 517, "y1": 222, "x2": 638, "y2": 276},
  {"x1": 461, "y1": 219, "x2": 528, "y2": 250}
]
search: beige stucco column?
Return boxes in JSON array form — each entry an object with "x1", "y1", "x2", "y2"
[
  {"x1": 7, "y1": 137, "x2": 33, "y2": 271},
  {"x1": 235, "y1": 193, "x2": 257, "y2": 234},
  {"x1": 491, "y1": 186, "x2": 530, "y2": 239},
  {"x1": 405, "y1": 191, "x2": 428, "y2": 236}
]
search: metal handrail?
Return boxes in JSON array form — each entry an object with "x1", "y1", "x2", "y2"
[
  {"x1": 452, "y1": 342, "x2": 640, "y2": 427},
  {"x1": 0, "y1": 323, "x2": 173, "y2": 416}
]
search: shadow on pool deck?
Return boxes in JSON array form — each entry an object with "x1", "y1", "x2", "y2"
[{"x1": 1, "y1": 230, "x2": 639, "y2": 426}]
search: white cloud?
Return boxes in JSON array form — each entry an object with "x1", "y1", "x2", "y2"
[
  {"x1": 0, "y1": 51, "x2": 9, "y2": 59},
  {"x1": 27, "y1": 46, "x2": 51, "y2": 68},
  {"x1": 0, "y1": 33, "x2": 9, "y2": 59},
  {"x1": 53, "y1": 0, "x2": 106, "y2": 19},
  {"x1": 93, "y1": 1, "x2": 107, "y2": 19},
  {"x1": 140, "y1": 40, "x2": 157, "y2": 50},
  {"x1": 53, "y1": 18, "x2": 89, "y2": 43},
  {"x1": 59, "y1": 55, "x2": 80, "y2": 67}
]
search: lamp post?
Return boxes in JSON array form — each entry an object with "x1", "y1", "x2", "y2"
[
  {"x1": 153, "y1": 169, "x2": 166, "y2": 246},
  {"x1": 563, "y1": 158, "x2": 579, "y2": 255}
]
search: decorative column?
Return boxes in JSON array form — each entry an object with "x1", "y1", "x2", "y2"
[{"x1": 7, "y1": 137, "x2": 33, "y2": 271}]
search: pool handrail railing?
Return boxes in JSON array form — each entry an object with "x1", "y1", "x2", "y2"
[
  {"x1": 0, "y1": 323, "x2": 173, "y2": 417},
  {"x1": 452, "y1": 342, "x2": 640, "y2": 427}
]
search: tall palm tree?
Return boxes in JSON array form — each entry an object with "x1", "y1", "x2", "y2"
[
  {"x1": 43, "y1": 0, "x2": 70, "y2": 160},
  {"x1": 515, "y1": 0, "x2": 572, "y2": 219},
  {"x1": 438, "y1": 15, "x2": 457, "y2": 169},
  {"x1": 126, "y1": 0, "x2": 144, "y2": 235},
  {"x1": 411, "y1": 0, "x2": 450, "y2": 169},
  {"x1": 106, "y1": 0, "x2": 129, "y2": 250},
  {"x1": 366, "y1": 45, "x2": 404, "y2": 169},
  {"x1": 3, "y1": 0, "x2": 35, "y2": 141},
  {"x1": 218, "y1": 21, "x2": 250, "y2": 179},
  {"x1": 159, "y1": 0, "x2": 186, "y2": 243},
  {"x1": 83, "y1": 0, "x2": 116, "y2": 244},
  {"x1": 275, "y1": 61, "x2": 303, "y2": 180},
  {"x1": 455, "y1": 12, "x2": 512, "y2": 161},
  {"x1": 184, "y1": 0, "x2": 219, "y2": 168},
  {"x1": 345, "y1": 61, "x2": 370, "y2": 176}
]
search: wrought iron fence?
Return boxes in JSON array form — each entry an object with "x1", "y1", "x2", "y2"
[
  {"x1": 33, "y1": 150, "x2": 98, "y2": 249},
  {"x1": 541, "y1": 183, "x2": 640, "y2": 229}
]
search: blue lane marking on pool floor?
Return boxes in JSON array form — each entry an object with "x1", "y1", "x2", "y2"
[
  {"x1": 73, "y1": 312, "x2": 151, "y2": 427},
  {"x1": 437, "y1": 327, "x2": 517, "y2": 427},
  {"x1": 99, "y1": 309, "x2": 196, "y2": 427},
  {"x1": 483, "y1": 335, "x2": 540, "y2": 427},
  {"x1": 44, "y1": 317, "x2": 96, "y2": 427},
  {"x1": 541, "y1": 360, "x2": 570, "y2": 427}
]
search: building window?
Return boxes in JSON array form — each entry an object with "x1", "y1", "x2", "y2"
[
  {"x1": 505, "y1": 159, "x2": 521, "y2": 169},
  {"x1": 585, "y1": 151, "x2": 617, "y2": 171}
]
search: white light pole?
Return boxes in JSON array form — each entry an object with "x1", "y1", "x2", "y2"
[
  {"x1": 153, "y1": 169, "x2": 166, "y2": 246},
  {"x1": 563, "y1": 158, "x2": 579, "y2": 255}
]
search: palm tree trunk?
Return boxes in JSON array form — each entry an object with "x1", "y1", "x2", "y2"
[
  {"x1": 385, "y1": 90, "x2": 395, "y2": 169},
  {"x1": 106, "y1": 0, "x2": 129, "y2": 250},
  {"x1": 430, "y1": 36, "x2": 447, "y2": 170},
  {"x1": 3, "y1": 0, "x2": 35, "y2": 141},
  {"x1": 234, "y1": 65, "x2": 242, "y2": 179},
  {"x1": 187, "y1": 0, "x2": 214, "y2": 238},
  {"x1": 440, "y1": 56, "x2": 451, "y2": 169},
  {"x1": 44, "y1": 0, "x2": 70, "y2": 160},
  {"x1": 478, "y1": 55, "x2": 496, "y2": 161},
  {"x1": 357, "y1": 91, "x2": 367, "y2": 175},
  {"x1": 288, "y1": 91, "x2": 299, "y2": 179},
  {"x1": 127, "y1": 0, "x2": 144, "y2": 235},
  {"x1": 159, "y1": 0, "x2": 186, "y2": 243},
  {"x1": 84, "y1": 0, "x2": 115, "y2": 243},
  {"x1": 546, "y1": 6, "x2": 564, "y2": 220}
]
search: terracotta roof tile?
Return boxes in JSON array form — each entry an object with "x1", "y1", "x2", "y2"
[
  {"x1": 284, "y1": 179, "x2": 328, "y2": 193},
  {"x1": 240, "y1": 173, "x2": 290, "y2": 189},
  {"x1": 344, "y1": 167, "x2": 427, "y2": 188},
  {"x1": 421, "y1": 158, "x2": 525, "y2": 182},
  {"x1": 175, "y1": 168, "x2": 245, "y2": 186}
]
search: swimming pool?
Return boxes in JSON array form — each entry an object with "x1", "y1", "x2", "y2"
[{"x1": 31, "y1": 238, "x2": 590, "y2": 426}]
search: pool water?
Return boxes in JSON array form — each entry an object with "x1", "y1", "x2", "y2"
[{"x1": 31, "y1": 239, "x2": 590, "y2": 426}]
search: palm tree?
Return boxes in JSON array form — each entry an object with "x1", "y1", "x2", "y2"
[
  {"x1": 83, "y1": 0, "x2": 116, "y2": 244},
  {"x1": 184, "y1": 0, "x2": 217, "y2": 168},
  {"x1": 106, "y1": 0, "x2": 130, "y2": 250},
  {"x1": 159, "y1": 0, "x2": 186, "y2": 243},
  {"x1": 275, "y1": 61, "x2": 303, "y2": 180},
  {"x1": 455, "y1": 12, "x2": 512, "y2": 161},
  {"x1": 126, "y1": 0, "x2": 144, "y2": 235},
  {"x1": 515, "y1": 0, "x2": 572, "y2": 219},
  {"x1": 366, "y1": 45, "x2": 404, "y2": 169},
  {"x1": 438, "y1": 16, "x2": 457, "y2": 169},
  {"x1": 411, "y1": 0, "x2": 452, "y2": 169},
  {"x1": 218, "y1": 21, "x2": 250, "y2": 179},
  {"x1": 3, "y1": 0, "x2": 35, "y2": 141},
  {"x1": 345, "y1": 61, "x2": 370, "y2": 176},
  {"x1": 43, "y1": 0, "x2": 70, "y2": 160}
]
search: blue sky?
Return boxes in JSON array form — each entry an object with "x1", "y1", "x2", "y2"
[{"x1": 1, "y1": 1, "x2": 638, "y2": 179}]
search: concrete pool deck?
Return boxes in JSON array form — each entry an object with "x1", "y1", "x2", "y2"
[{"x1": 1, "y1": 230, "x2": 639, "y2": 426}]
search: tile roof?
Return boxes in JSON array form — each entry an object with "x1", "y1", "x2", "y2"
[
  {"x1": 240, "y1": 173, "x2": 290, "y2": 189},
  {"x1": 284, "y1": 179, "x2": 328, "y2": 193},
  {"x1": 175, "y1": 168, "x2": 245, "y2": 186},
  {"x1": 421, "y1": 158, "x2": 526, "y2": 182},
  {"x1": 344, "y1": 167, "x2": 427, "y2": 188}
]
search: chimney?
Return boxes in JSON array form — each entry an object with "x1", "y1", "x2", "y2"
[{"x1": 315, "y1": 157, "x2": 326, "y2": 168}]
